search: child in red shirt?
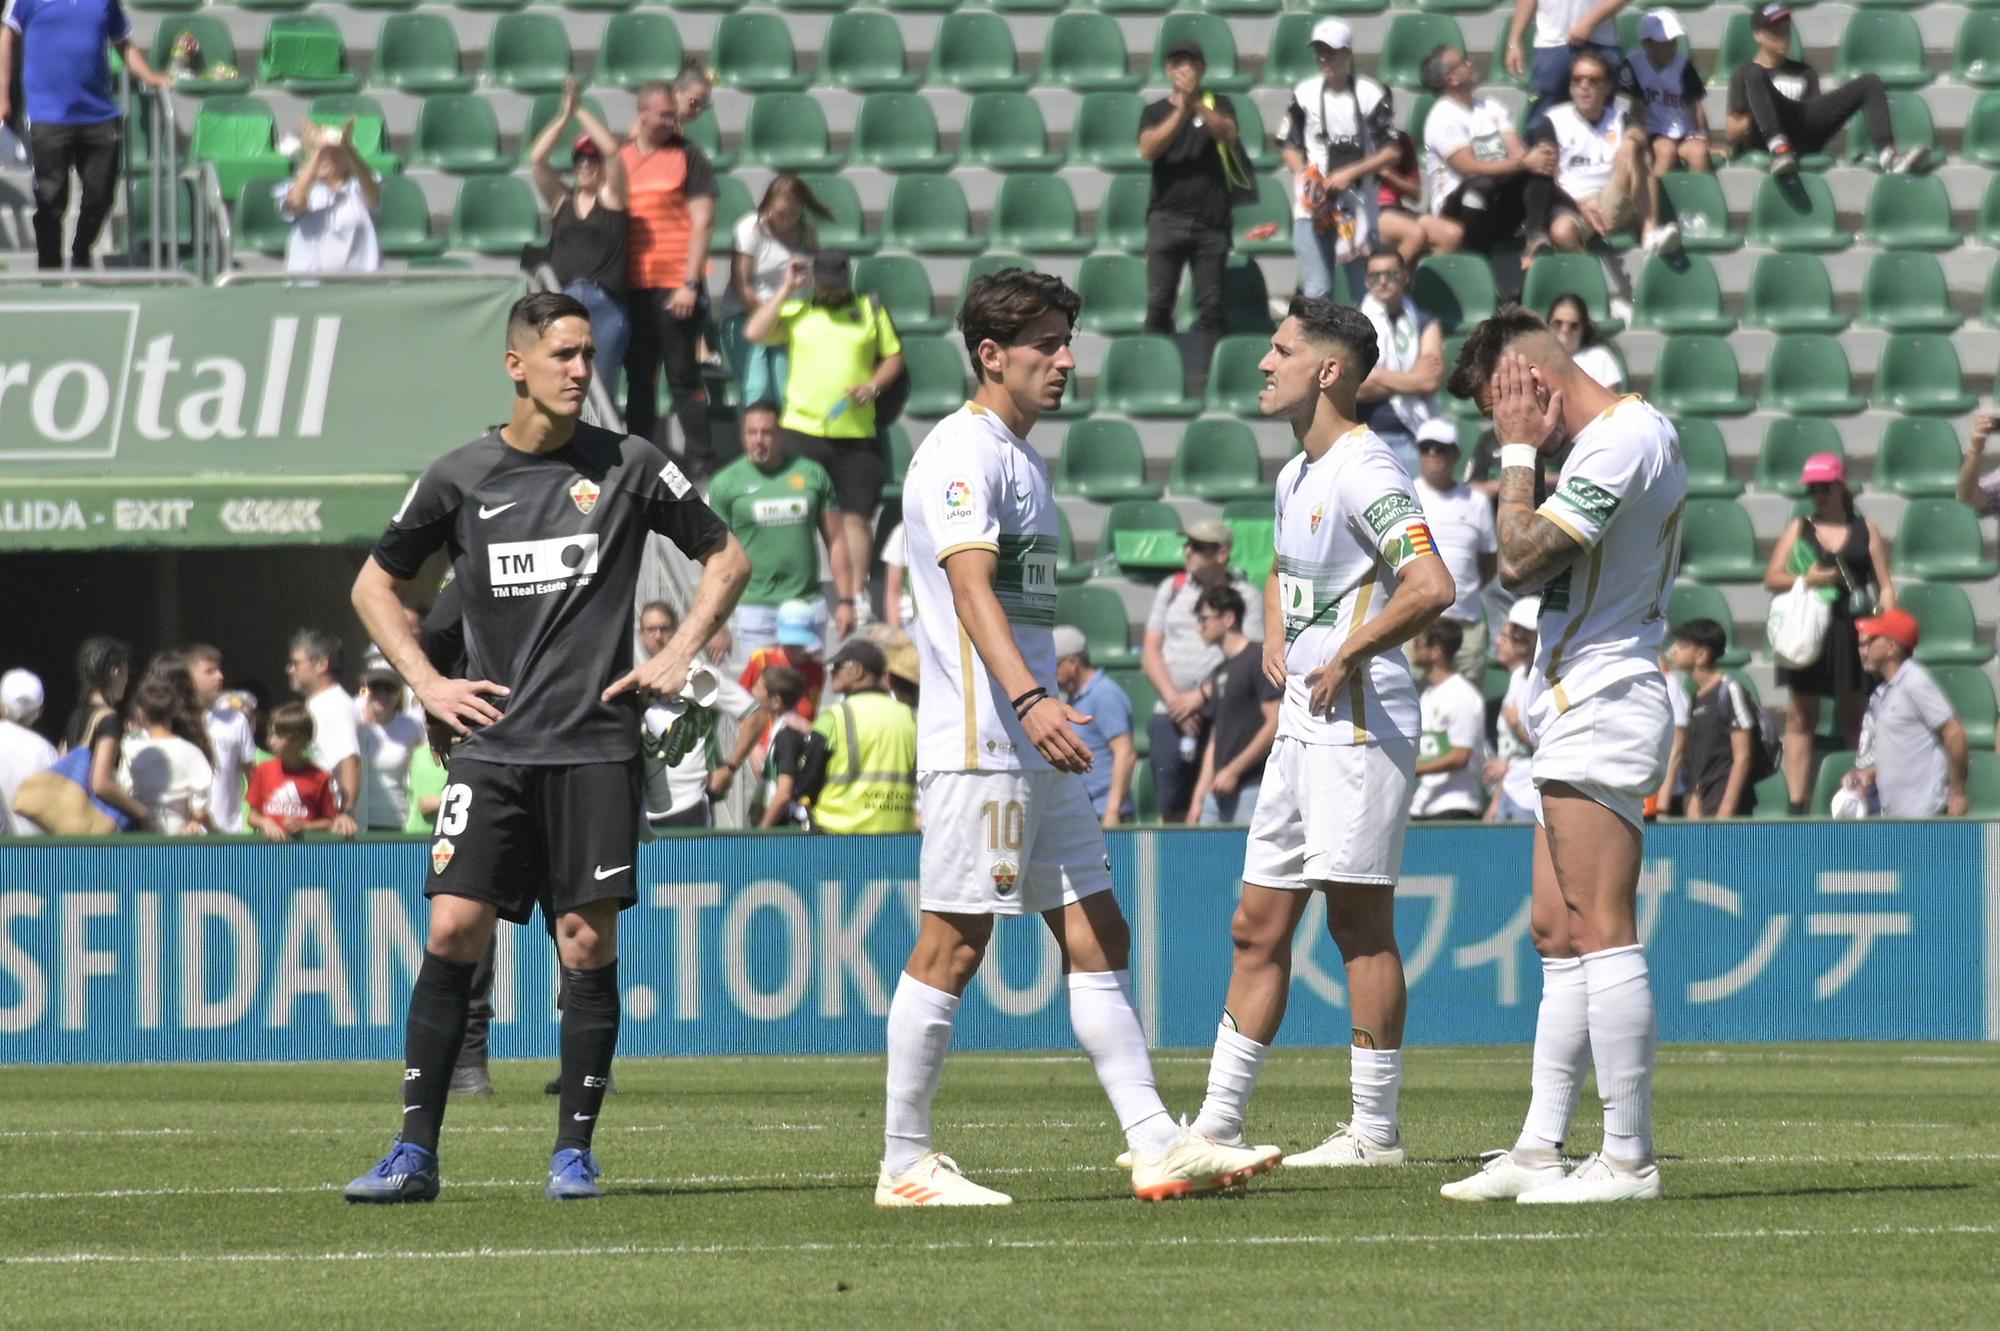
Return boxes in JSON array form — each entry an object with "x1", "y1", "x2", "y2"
[{"x1": 246, "y1": 702, "x2": 342, "y2": 841}]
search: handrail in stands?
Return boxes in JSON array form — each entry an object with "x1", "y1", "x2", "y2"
[
  {"x1": 0, "y1": 270, "x2": 197, "y2": 286},
  {"x1": 193, "y1": 159, "x2": 231, "y2": 281},
  {"x1": 215, "y1": 270, "x2": 522, "y2": 287}
]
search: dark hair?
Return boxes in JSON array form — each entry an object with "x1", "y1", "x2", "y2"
[
  {"x1": 1673, "y1": 617, "x2": 1728, "y2": 665},
  {"x1": 1418, "y1": 45, "x2": 1459, "y2": 93},
  {"x1": 958, "y1": 269, "x2": 1082, "y2": 381},
  {"x1": 268, "y1": 701, "x2": 315, "y2": 744},
  {"x1": 1447, "y1": 305, "x2": 1551, "y2": 405},
  {"x1": 76, "y1": 636, "x2": 131, "y2": 701},
  {"x1": 1195, "y1": 583, "x2": 1247, "y2": 630},
  {"x1": 139, "y1": 652, "x2": 214, "y2": 763},
  {"x1": 1422, "y1": 618, "x2": 1464, "y2": 660},
  {"x1": 639, "y1": 599, "x2": 678, "y2": 628},
  {"x1": 741, "y1": 399, "x2": 781, "y2": 421},
  {"x1": 290, "y1": 627, "x2": 344, "y2": 679},
  {"x1": 1287, "y1": 295, "x2": 1380, "y2": 381},
  {"x1": 1569, "y1": 49, "x2": 1614, "y2": 84},
  {"x1": 133, "y1": 678, "x2": 180, "y2": 728},
  {"x1": 761, "y1": 665, "x2": 808, "y2": 710},
  {"x1": 506, "y1": 292, "x2": 591, "y2": 347},
  {"x1": 1546, "y1": 293, "x2": 1602, "y2": 350}
]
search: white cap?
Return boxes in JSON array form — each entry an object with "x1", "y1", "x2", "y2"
[
  {"x1": 1506, "y1": 597, "x2": 1542, "y2": 632},
  {"x1": 0, "y1": 668, "x2": 44, "y2": 723},
  {"x1": 1639, "y1": 9, "x2": 1685, "y2": 42},
  {"x1": 1052, "y1": 626, "x2": 1090, "y2": 660},
  {"x1": 1415, "y1": 419, "x2": 1460, "y2": 447},
  {"x1": 1309, "y1": 18, "x2": 1353, "y2": 51}
]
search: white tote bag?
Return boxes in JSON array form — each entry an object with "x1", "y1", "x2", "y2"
[{"x1": 1767, "y1": 576, "x2": 1831, "y2": 670}]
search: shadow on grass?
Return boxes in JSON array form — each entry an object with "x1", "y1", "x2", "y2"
[{"x1": 1675, "y1": 1182, "x2": 1975, "y2": 1203}]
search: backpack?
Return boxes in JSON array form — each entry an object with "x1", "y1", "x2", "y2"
[{"x1": 1737, "y1": 681, "x2": 1782, "y2": 785}]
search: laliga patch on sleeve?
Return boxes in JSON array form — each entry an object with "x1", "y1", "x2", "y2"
[
  {"x1": 941, "y1": 476, "x2": 977, "y2": 522},
  {"x1": 1362, "y1": 491, "x2": 1420, "y2": 536},
  {"x1": 660, "y1": 462, "x2": 693, "y2": 499}
]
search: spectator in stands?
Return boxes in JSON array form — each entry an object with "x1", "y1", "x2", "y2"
[
  {"x1": 1356, "y1": 250, "x2": 1445, "y2": 474},
  {"x1": 1375, "y1": 127, "x2": 1453, "y2": 266},
  {"x1": 727, "y1": 175, "x2": 829, "y2": 410},
  {"x1": 1186, "y1": 584, "x2": 1278, "y2": 827},
  {"x1": 1727, "y1": 3, "x2": 1926, "y2": 177},
  {"x1": 1053, "y1": 626, "x2": 1137, "y2": 827},
  {"x1": 63, "y1": 636, "x2": 148, "y2": 832},
  {"x1": 1506, "y1": 0, "x2": 1624, "y2": 131},
  {"x1": 1484, "y1": 596, "x2": 1540, "y2": 822},
  {"x1": 1280, "y1": 20, "x2": 1397, "y2": 304},
  {"x1": 636, "y1": 601, "x2": 758, "y2": 831},
  {"x1": 881, "y1": 519, "x2": 913, "y2": 629},
  {"x1": 1652, "y1": 642, "x2": 1691, "y2": 819},
  {"x1": 276, "y1": 117, "x2": 380, "y2": 276},
  {"x1": 357, "y1": 667, "x2": 422, "y2": 833},
  {"x1": 810, "y1": 639, "x2": 918, "y2": 835},
  {"x1": 1848, "y1": 610, "x2": 1967, "y2": 817},
  {"x1": 285, "y1": 628, "x2": 360, "y2": 837},
  {"x1": 716, "y1": 600, "x2": 825, "y2": 802},
  {"x1": 0, "y1": 0, "x2": 171, "y2": 270},
  {"x1": 754, "y1": 664, "x2": 814, "y2": 829},
  {"x1": 708, "y1": 404, "x2": 856, "y2": 656},
  {"x1": 530, "y1": 79, "x2": 629, "y2": 404},
  {"x1": 1525, "y1": 50, "x2": 1675, "y2": 261},
  {"x1": 0, "y1": 669, "x2": 56, "y2": 836},
  {"x1": 1421, "y1": 46, "x2": 1549, "y2": 257},
  {"x1": 745, "y1": 249, "x2": 903, "y2": 616},
  {"x1": 1956, "y1": 409, "x2": 2000, "y2": 517},
  {"x1": 1546, "y1": 293, "x2": 1624, "y2": 389},
  {"x1": 246, "y1": 703, "x2": 342, "y2": 841},
  {"x1": 1764, "y1": 453, "x2": 1895, "y2": 815},
  {"x1": 1412, "y1": 420, "x2": 1498, "y2": 679},
  {"x1": 1669, "y1": 618, "x2": 1759, "y2": 819},
  {"x1": 120, "y1": 676, "x2": 216, "y2": 835},
  {"x1": 1137, "y1": 38, "x2": 1242, "y2": 390},
  {"x1": 1409, "y1": 620, "x2": 1488, "y2": 821},
  {"x1": 621, "y1": 76, "x2": 720, "y2": 475},
  {"x1": 1621, "y1": 9, "x2": 1712, "y2": 232},
  {"x1": 137, "y1": 652, "x2": 215, "y2": 773},
  {"x1": 882, "y1": 629, "x2": 921, "y2": 710},
  {"x1": 186, "y1": 644, "x2": 256, "y2": 837},
  {"x1": 1141, "y1": 519, "x2": 1264, "y2": 821}
]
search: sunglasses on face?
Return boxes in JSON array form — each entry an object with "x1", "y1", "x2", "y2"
[
  {"x1": 1186, "y1": 541, "x2": 1222, "y2": 557},
  {"x1": 1571, "y1": 74, "x2": 1608, "y2": 86},
  {"x1": 1365, "y1": 269, "x2": 1403, "y2": 284},
  {"x1": 1417, "y1": 442, "x2": 1456, "y2": 455}
]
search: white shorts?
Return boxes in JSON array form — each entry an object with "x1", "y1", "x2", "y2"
[
  {"x1": 1241, "y1": 734, "x2": 1417, "y2": 890},
  {"x1": 1529, "y1": 672, "x2": 1674, "y2": 829},
  {"x1": 917, "y1": 769, "x2": 1114, "y2": 916}
]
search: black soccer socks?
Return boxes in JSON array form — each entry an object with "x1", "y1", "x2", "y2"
[
  {"x1": 401, "y1": 951, "x2": 480, "y2": 1152},
  {"x1": 555, "y1": 961, "x2": 621, "y2": 1152}
]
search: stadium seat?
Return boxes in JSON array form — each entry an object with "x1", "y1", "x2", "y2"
[
  {"x1": 519, "y1": 90, "x2": 608, "y2": 169},
  {"x1": 1859, "y1": 174, "x2": 1958, "y2": 251},
  {"x1": 711, "y1": 174, "x2": 753, "y2": 242},
  {"x1": 1413, "y1": 254, "x2": 1498, "y2": 334},
  {"x1": 1955, "y1": 10, "x2": 2000, "y2": 86},
  {"x1": 233, "y1": 180, "x2": 290, "y2": 256},
  {"x1": 559, "y1": 0, "x2": 632, "y2": 11},
  {"x1": 1380, "y1": 14, "x2": 1466, "y2": 89},
  {"x1": 132, "y1": 0, "x2": 202, "y2": 12},
  {"x1": 1106, "y1": 669, "x2": 1162, "y2": 754},
  {"x1": 1761, "y1": 334, "x2": 1865, "y2": 416},
  {"x1": 1076, "y1": 256, "x2": 1152, "y2": 334},
  {"x1": 880, "y1": 425, "x2": 912, "y2": 503},
  {"x1": 1965, "y1": 752, "x2": 2000, "y2": 815},
  {"x1": 1659, "y1": 172, "x2": 1740, "y2": 252},
  {"x1": 1748, "y1": 770, "x2": 1793, "y2": 819},
  {"x1": 1632, "y1": 254, "x2": 1733, "y2": 334},
  {"x1": 1055, "y1": 421, "x2": 1162, "y2": 501},
  {"x1": 411, "y1": 93, "x2": 508, "y2": 174},
  {"x1": 1677, "y1": 500, "x2": 1764, "y2": 582},
  {"x1": 1676, "y1": 418, "x2": 1744, "y2": 498},
  {"x1": 1836, "y1": 12, "x2": 1931, "y2": 89},
  {"x1": 449, "y1": 175, "x2": 544, "y2": 254},
  {"x1": 1809, "y1": 750, "x2": 1857, "y2": 817},
  {"x1": 880, "y1": 175, "x2": 982, "y2": 254},
  {"x1": 961, "y1": 253, "x2": 1036, "y2": 295},
  {"x1": 1097, "y1": 174, "x2": 1152, "y2": 251},
  {"x1": 1747, "y1": 173, "x2": 1846, "y2": 252},
  {"x1": 854, "y1": 256, "x2": 945, "y2": 335},
  {"x1": 371, "y1": 14, "x2": 472, "y2": 94},
  {"x1": 799, "y1": 173, "x2": 875, "y2": 254},
  {"x1": 1520, "y1": 253, "x2": 1619, "y2": 331},
  {"x1": 1755, "y1": 418, "x2": 1844, "y2": 496},
  {"x1": 1097, "y1": 499, "x2": 1186, "y2": 574},
  {"x1": 820, "y1": 12, "x2": 916, "y2": 92},
  {"x1": 1649, "y1": 336, "x2": 1753, "y2": 416},
  {"x1": 850, "y1": 94, "x2": 953, "y2": 172},
  {"x1": 710, "y1": 14, "x2": 805, "y2": 91},
  {"x1": 306, "y1": 94, "x2": 399, "y2": 175},
  {"x1": 1057, "y1": 586, "x2": 1137, "y2": 666},
  {"x1": 375, "y1": 174, "x2": 445, "y2": 256},
  {"x1": 1170, "y1": 418, "x2": 1266, "y2": 501},
  {"x1": 481, "y1": 14, "x2": 571, "y2": 93},
  {"x1": 1895, "y1": 500, "x2": 2000, "y2": 580},
  {"x1": 991, "y1": 0, "x2": 1059, "y2": 11},
  {"x1": 739, "y1": 93, "x2": 839, "y2": 172},
  {"x1": 1846, "y1": 92, "x2": 1936, "y2": 169},
  {"x1": 1215, "y1": 257, "x2": 1276, "y2": 335},
  {"x1": 1040, "y1": 13, "x2": 1139, "y2": 91},
  {"x1": 1666, "y1": 582, "x2": 1750, "y2": 666},
  {"x1": 128, "y1": 176, "x2": 198, "y2": 252},
  {"x1": 932, "y1": 11, "x2": 1027, "y2": 91},
  {"x1": 1205, "y1": 336, "x2": 1270, "y2": 415},
  {"x1": 899, "y1": 335, "x2": 972, "y2": 417},
  {"x1": 1206, "y1": 0, "x2": 1280, "y2": 14},
  {"x1": 454, "y1": 0, "x2": 528, "y2": 13},
  {"x1": 1234, "y1": 178, "x2": 1296, "y2": 255},
  {"x1": 189, "y1": 95, "x2": 290, "y2": 199},
  {"x1": 1267, "y1": 16, "x2": 1321, "y2": 87},
  {"x1": 681, "y1": 112, "x2": 733, "y2": 172},
  {"x1": 1231, "y1": 99, "x2": 1279, "y2": 172},
  {"x1": 1098, "y1": 0, "x2": 1172, "y2": 13},
  {"x1": 150, "y1": 17, "x2": 251, "y2": 96},
  {"x1": 1069, "y1": 93, "x2": 1149, "y2": 171},
  {"x1": 960, "y1": 93, "x2": 1059, "y2": 170},
  {"x1": 1876, "y1": 418, "x2": 1968, "y2": 498},
  {"x1": 1741, "y1": 253, "x2": 1845, "y2": 333},
  {"x1": 236, "y1": 0, "x2": 310, "y2": 13},
  {"x1": 988, "y1": 175, "x2": 1090, "y2": 254},
  {"x1": 1900, "y1": 582, "x2": 1995, "y2": 664},
  {"x1": 595, "y1": 13, "x2": 685, "y2": 89},
  {"x1": 257, "y1": 16, "x2": 360, "y2": 93},
  {"x1": 1875, "y1": 334, "x2": 1977, "y2": 415},
  {"x1": 1858, "y1": 252, "x2": 1962, "y2": 333},
  {"x1": 1098, "y1": 336, "x2": 1200, "y2": 417},
  {"x1": 1980, "y1": 175, "x2": 2000, "y2": 247},
  {"x1": 1967, "y1": 92, "x2": 2000, "y2": 169},
  {"x1": 1053, "y1": 507, "x2": 1088, "y2": 583},
  {"x1": 1130, "y1": 753, "x2": 1158, "y2": 820},
  {"x1": 1146, "y1": 16, "x2": 1249, "y2": 91}
]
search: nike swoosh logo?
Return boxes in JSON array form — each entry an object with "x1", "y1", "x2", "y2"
[
  {"x1": 572, "y1": 1113, "x2": 595, "y2": 1122},
  {"x1": 478, "y1": 502, "x2": 517, "y2": 519},
  {"x1": 593, "y1": 864, "x2": 630, "y2": 881},
  {"x1": 1014, "y1": 490, "x2": 1030, "y2": 503}
]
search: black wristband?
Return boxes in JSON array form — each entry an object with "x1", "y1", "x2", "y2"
[
  {"x1": 1017, "y1": 693, "x2": 1051, "y2": 720},
  {"x1": 1011, "y1": 686, "x2": 1047, "y2": 716}
]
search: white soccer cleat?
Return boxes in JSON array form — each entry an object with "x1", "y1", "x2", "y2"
[
  {"x1": 1115, "y1": 1130, "x2": 1274, "y2": 1171},
  {"x1": 1515, "y1": 1152, "x2": 1663, "y2": 1204},
  {"x1": 1115, "y1": 1150, "x2": 1131, "y2": 1169},
  {"x1": 1130, "y1": 1127, "x2": 1282, "y2": 1202},
  {"x1": 874, "y1": 1152, "x2": 1012, "y2": 1208},
  {"x1": 1439, "y1": 1149, "x2": 1568, "y2": 1201},
  {"x1": 1282, "y1": 1123, "x2": 1405, "y2": 1168}
]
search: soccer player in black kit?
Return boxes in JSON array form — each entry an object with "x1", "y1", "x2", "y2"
[{"x1": 344, "y1": 292, "x2": 749, "y2": 1202}]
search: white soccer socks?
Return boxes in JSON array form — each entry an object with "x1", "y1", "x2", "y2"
[
  {"x1": 1349, "y1": 1045, "x2": 1402, "y2": 1147},
  {"x1": 883, "y1": 972, "x2": 960, "y2": 1177},
  {"x1": 1067, "y1": 970, "x2": 1179, "y2": 1158},
  {"x1": 1191, "y1": 1022, "x2": 1269, "y2": 1143},
  {"x1": 1582, "y1": 944, "x2": 1657, "y2": 1164},
  {"x1": 1516, "y1": 956, "x2": 1590, "y2": 1156}
]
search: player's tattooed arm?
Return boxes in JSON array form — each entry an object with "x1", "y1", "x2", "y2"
[{"x1": 1495, "y1": 466, "x2": 1583, "y2": 593}]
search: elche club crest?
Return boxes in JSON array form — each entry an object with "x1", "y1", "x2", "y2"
[
  {"x1": 1309, "y1": 503, "x2": 1325, "y2": 534},
  {"x1": 570, "y1": 478, "x2": 601, "y2": 515},
  {"x1": 991, "y1": 858, "x2": 1019, "y2": 896},
  {"x1": 431, "y1": 838, "x2": 455, "y2": 875}
]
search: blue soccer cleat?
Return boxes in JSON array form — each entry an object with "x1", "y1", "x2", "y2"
[
  {"x1": 546, "y1": 1148, "x2": 603, "y2": 1200},
  {"x1": 344, "y1": 1140, "x2": 441, "y2": 1204}
]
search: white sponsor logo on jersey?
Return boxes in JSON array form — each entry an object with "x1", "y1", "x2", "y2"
[{"x1": 487, "y1": 534, "x2": 601, "y2": 592}]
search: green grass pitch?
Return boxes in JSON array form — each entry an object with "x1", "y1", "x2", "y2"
[{"x1": 3, "y1": 1045, "x2": 1998, "y2": 1328}]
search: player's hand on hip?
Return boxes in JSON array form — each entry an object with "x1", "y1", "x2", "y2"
[
  {"x1": 1024, "y1": 701, "x2": 1095, "y2": 774},
  {"x1": 418, "y1": 677, "x2": 509, "y2": 734},
  {"x1": 1491, "y1": 351, "x2": 1565, "y2": 454},
  {"x1": 1303, "y1": 652, "x2": 1353, "y2": 720},
  {"x1": 605, "y1": 650, "x2": 690, "y2": 704}
]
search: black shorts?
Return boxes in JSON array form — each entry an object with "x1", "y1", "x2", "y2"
[
  {"x1": 425, "y1": 758, "x2": 642, "y2": 925},
  {"x1": 782, "y1": 428, "x2": 886, "y2": 516}
]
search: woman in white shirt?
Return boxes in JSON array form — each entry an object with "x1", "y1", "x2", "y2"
[
  {"x1": 356, "y1": 670, "x2": 423, "y2": 832},
  {"x1": 1546, "y1": 293, "x2": 1624, "y2": 390},
  {"x1": 120, "y1": 677, "x2": 215, "y2": 835},
  {"x1": 727, "y1": 174, "x2": 830, "y2": 409},
  {"x1": 276, "y1": 116, "x2": 380, "y2": 276}
]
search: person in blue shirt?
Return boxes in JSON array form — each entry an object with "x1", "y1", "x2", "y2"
[
  {"x1": 1053, "y1": 625, "x2": 1137, "y2": 826},
  {"x1": 0, "y1": 0, "x2": 171, "y2": 270}
]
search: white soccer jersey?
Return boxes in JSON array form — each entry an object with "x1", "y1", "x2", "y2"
[
  {"x1": 1542, "y1": 101, "x2": 1628, "y2": 201},
  {"x1": 1530, "y1": 396, "x2": 1689, "y2": 714},
  {"x1": 903, "y1": 401, "x2": 1060, "y2": 773},
  {"x1": 1622, "y1": 51, "x2": 1706, "y2": 141},
  {"x1": 1273, "y1": 427, "x2": 1438, "y2": 746}
]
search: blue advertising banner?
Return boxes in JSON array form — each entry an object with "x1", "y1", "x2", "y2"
[{"x1": 0, "y1": 823, "x2": 1993, "y2": 1064}]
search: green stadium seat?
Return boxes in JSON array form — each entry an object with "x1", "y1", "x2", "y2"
[
  {"x1": 188, "y1": 95, "x2": 291, "y2": 199},
  {"x1": 1674, "y1": 418, "x2": 1742, "y2": 499},
  {"x1": 850, "y1": 93, "x2": 953, "y2": 172},
  {"x1": 739, "y1": 92, "x2": 839, "y2": 171},
  {"x1": 681, "y1": 111, "x2": 733, "y2": 172},
  {"x1": 1957, "y1": 12, "x2": 2000, "y2": 86},
  {"x1": 1966, "y1": 91, "x2": 2000, "y2": 168},
  {"x1": 152, "y1": 16, "x2": 252, "y2": 96},
  {"x1": 519, "y1": 90, "x2": 608, "y2": 169},
  {"x1": 1146, "y1": 16, "x2": 1249, "y2": 91},
  {"x1": 1755, "y1": 418, "x2": 1844, "y2": 496},
  {"x1": 1895, "y1": 500, "x2": 2000, "y2": 580},
  {"x1": 1747, "y1": 173, "x2": 1846, "y2": 252},
  {"x1": 1748, "y1": 770, "x2": 1793, "y2": 819},
  {"x1": 1859, "y1": 174, "x2": 1958, "y2": 251},
  {"x1": 1874, "y1": 334, "x2": 1977, "y2": 415},
  {"x1": 664, "y1": 0, "x2": 739, "y2": 10},
  {"x1": 1413, "y1": 254, "x2": 1498, "y2": 334},
  {"x1": 1380, "y1": 14, "x2": 1466, "y2": 89},
  {"x1": 1099, "y1": 336, "x2": 1200, "y2": 417},
  {"x1": 1666, "y1": 582, "x2": 1750, "y2": 666},
  {"x1": 1040, "y1": 13, "x2": 1139, "y2": 91},
  {"x1": 899, "y1": 336, "x2": 972, "y2": 417},
  {"x1": 931, "y1": 11, "x2": 1027, "y2": 91},
  {"x1": 560, "y1": 0, "x2": 632, "y2": 11},
  {"x1": 1858, "y1": 251, "x2": 1962, "y2": 333},
  {"x1": 711, "y1": 13, "x2": 805, "y2": 91},
  {"x1": 1131, "y1": 753, "x2": 1158, "y2": 821},
  {"x1": 1980, "y1": 175, "x2": 2000, "y2": 246},
  {"x1": 988, "y1": 175, "x2": 1089, "y2": 255},
  {"x1": 1058, "y1": 586, "x2": 1137, "y2": 667},
  {"x1": 887, "y1": 0, "x2": 961, "y2": 11},
  {"x1": 776, "y1": 0, "x2": 844, "y2": 11},
  {"x1": 1520, "y1": 253, "x2": 1619, "y2": 331},
  {"x1": 375, "y1": 174, "x2": 445, "y2": 257},
  {"x1": 454, "y1": 0, "x2": 529, "y2": 13},
  {"x1": 132, "y1": 0, "x2": 202, "y2": 12},
  {"x1": 1069, "y1": 92, "x2": 1149, "y2": 171},
  {"x1": 961, "y1": 254, "x2": 1036, "y2": 297},
  {"x1": 854, "y1": 256, "x2": 945, "y2": 335},
  {"x1": 820, "y1": 12, "x2": 916, "y2": 92},
  {"x1": 1234, "y1": 178, "x2": 1296, "y2": 255},
  {"x1": 1649, "y1": 335, "x2": 1753, "y2": 416},
  {"x1": 449, "y1": 175, "x2": 544, "y2": 255},
  {"x1": 257, "y1": 16, "x2": 360, "y2": 93},
  {"x1": 305, "y1": 93, "x2": 399, "y2": 175},
  {"x1": 372, "y1": 15, "x2": 471, "y2": 94},
  {"x1": 1900, "y1": 582, "x2": 1995, "y2": 664},
  {"x1": 1170, "y1": 418, "x2": 1266, "y2": 501},
  {"x1": 961, "y1": 92, "x2": 1060, "y2": 170},
  {"x1": 1678, "y1": 500, "x2": 1764, "y2": 582},
  {"x1": 881, "y1": 175, "x2": 982, "y2": 254},
  {"x1": 1106, "y1": 669, "x2": 1161, "y2": 754},
  {"x1": 594, "y1": 13, "x2": 685, "y2": 89},
  {"x1": 411, "y1": 93, "x2": 508, "y2": 174},
  {"x1": 1075, "y1": 256, "x2": 1152, "y2": 334},
  {"x1": 481, "y1": 13, "x2": 571, "y2": 93},
  {"x1": 711, "y1": 174, "x2": 753, "y2": 245},
  {"x1": 1267, "y1": 16, "x2": 1321, "y2": 87},
  {"x1": 1965, "y1": 752, "x2": 2000, "y2": 815},
  {"x1": 1216, "y1": 257, "x2": 1276, "y2": 336},
  {"x1": 796, "y1": 174, "x2": 873, "y2": 255},
  {"x1": 1098, "y1": 499, "x2": 1187, "y2": 574},
  {"x1": 1098, "y1": 0, "x2": 1171, "y2": 12},
  {"x1": 233, "y1": 180, "x2": 290, "y2": 256},
  {"x1": 127, "y1": 177, "x2": 197, "y2": 252},
  {"x1": 1232, "y1": 98, "x2": 1279, "y2": 171},
  {"x1": 1981, "y1": 259, "x2": 2000, "y2": 327},
  {"x1": 1632, "y1": 254, "x2": 1732, "y2": 334},
  {"x1": 1206, "y1": 0, "x2": 1280, "y2": 14},
  {"x1": 1836, "y1": 12, "x2": 1932, "y2": 90},
  {"x1": 1809, "y1": 750, "x2": 1857, "y2": 817},
  {"x1": 1097, "y1": 174, "x2": 1152, "y2": 251},
  {"x1": 1742, "y1": 253, "x2": 1845, "y2": 333},
  {"x1": 1846, "y1": 92, "x2": 1936, "y2": 168},
  {"x1": 235, "y1": 0, "x2": 309, "y2": 13},
  {"x1": 1056, "y1": 421, "x2": 1162, "y2": 501},
  {"x1": 1205, "y1": 336, "x2": 1269, "y2": 415},
  {"x1": 1054, "y1": 507, "x2": 1088, "y2": 583},
  {"x1": 1876, "y1": 418, "x2": 1968, "y2": 499},
  {"x1": 1659, "y1": 172, "x2": 1741, "y2": 252},
  {"x1": 879, "y1": 423, "x2": 914, "y2": 504},
  {"x1": 1761, "y1": 334, "x2": 1865, "y2": 416}
]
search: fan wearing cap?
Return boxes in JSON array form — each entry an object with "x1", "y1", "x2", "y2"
[
  {"x1": 715, "y1": 598, "x2": 827, "y2": 801},
  {"x1": 274, "y1": 113, "x2": 381, "y2": 277},
  {"x1": 1504, "y1": 0, "x2": 1624, "y2": 132},
  {"x1": 530, "y1": 77, "x2": 631, "y2": 403},
  {"x1": 1725, "y1": 3, "x2": 1926, "y2": 176},
  {"x1": 1619, "y1": 10, "x2": 1711, "y2": 211},
  {"x1": 1762, "y1": 452, "x2": 1895, "y2": 814},
  {"x1": 809, "y1": 638, "x2": 917, "y2": 835},
  {"x1": 1137, "y1": 38, "x2": 1241, "y2": 388},
  {"x1": 1051, "y1": 625, "x2": 1136, "y2": 827},
  {"x1": 1280, "y1": 20, "x2": 1398, "y2": 305},
  {"x1": 0, "y1": 668, "x2": 57, "y2": 837},
  {"x1": 1411, "y1": 419, "x2": 1499, "y2": 681},
  {"x1": 1849, "y1": 610, "x2": 1967, "y2": 817}
]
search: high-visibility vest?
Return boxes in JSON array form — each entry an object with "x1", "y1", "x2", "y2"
[{"x1": 810, "y1": 691, "x2": 917, "y2": 834}]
